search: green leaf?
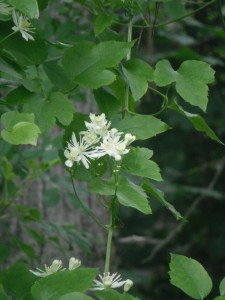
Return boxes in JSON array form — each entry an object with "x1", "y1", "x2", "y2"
[
  {"x1": 62, "y1": 41, "x2": 134, "y2": 89},
  {"x1": 38, "y1": 92, "x2": 74, "y2": 132},
  {"x1": 6, "y1": 86, "x2": 35, "y2": 105},
  {"x1": 7, "y1": 0, "x2": 39, "y2": 18},
  {"x1": 96, "y1": 289, "x2": 140, "y2": 300},
  {"x1": 169, "y1": 254, "x2": 213, "y2": 299},
  {"x1": 3, "y1": 35, "x2": 47, "y2": 66},
  {"x1": 220, "y1": 278, "x2": 225, "y2": 296},
  {"x1": 43, "y1": 62, "x2": 76, "y2": 93},
  {"x1": 154, "y1": 60, "x2": 215, "y2": 111},
  {"x1": 142, "y1": 181, "x2": 183, "y2": 220},
  {"x1": 89, "y1": 176, "x2": 151, "y2": 214},
  {"x1": 60, "y1": 292, "x2": 94, "y2": 300},
  {"x1": 31, "y1": 268, "x2": 98, "y2": 300},
  {"x1": 1, "y1": 111, "x2": 40, "y2": 145},
  {"x1": 121, "y1": 147, "x2": 162, "y2": 181},
  {"x1": 214, "y1": 296, "x2": 225, "y2": 300},
  {"x1": 2, "y1": 262, "x2": 36, "y2": 300},
  {"x1": 169, "y1": 100, "x2": 223, "y2": 144},
  {"x1": 94, "y1": 88, "x2": 121, "y2": 119},
  {"x1": 0, "y1": 284, "x2": 9, "y2": 300},
  {"x1": 122, "y1": 58, "x2": 154, "y2": 101},
  {"x1": 114, "y1": 114, "x2": 170, "y2": 140},
  {"x1": 94, "y1": 12, "x2": 113, "y2": 36}
]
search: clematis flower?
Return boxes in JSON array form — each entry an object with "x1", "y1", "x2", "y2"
[
  {"x1": 29, "y1": 259, "x2": 64, "y2": 277},
  {"x1": 90, "y1": 134, "x2": 130, "y2": 161},
  {"x1": 64, "y1": 133, "x2": 94, "y2": 169},
  {"x1": 85, "y1": 113, "x2": 111, "y2": 136},
  {"x1": 12, "y1": 10, "x2": 35, "y2": 41},
  {"x1": 90, "y1": 272, "x2": 133, "y2": 292}
]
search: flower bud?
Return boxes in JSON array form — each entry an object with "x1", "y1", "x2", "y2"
[
  {"x1": 69, "y1": 257, "x2": 81, "y2": 270},
  {"x1": 124, "y1": 279, "x2": 133, "y2": 292}
]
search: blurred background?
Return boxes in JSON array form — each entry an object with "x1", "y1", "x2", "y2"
[{"x1": 0, "y1": 1, "x2": 225, "y2": 299}]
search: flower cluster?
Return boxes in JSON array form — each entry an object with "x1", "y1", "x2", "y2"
[
  {"x1": 29, "y1": 257, "x2": 81, "y2": 277},
  {"x1": 64, "y1": 113, "x2": 135, "y2": 169},
  {"x1": 91, "y1": 272, "x2": 133, "y2": 292}
]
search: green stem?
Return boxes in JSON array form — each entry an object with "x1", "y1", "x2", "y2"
[
  {"x1": 104, "y1": 166, "x2": 119, "y2": 275},
  {"x1": 217, "y1": 0, "x2": 225, "y2": 31},
  {"x1": 149, "y1": 85, "x2": 169, "y2": 116},
  {"x1": 0, "y1": 31, "x2": 16, "y2": 45},
  {"x1": 124, "y1": 18, "x2": 133, "y2": 116},
  {"x1": 70, "y1": 173, "x2": 105, "y2": 229}
]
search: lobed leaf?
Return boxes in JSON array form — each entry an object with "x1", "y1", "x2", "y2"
[
  {"x1": 62, "y1": 41, "x2": 134, "y2": 89},
  {"x1": 154, "y1": 59, "x2": 215, "y2": 111},
  {"x1": 122, "y1": 58, "x2": 154, "y2": 101}
]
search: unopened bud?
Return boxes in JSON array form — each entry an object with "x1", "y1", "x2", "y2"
[
  {"x1": 124, "y1": 279, "x2": 133, "y2": 292},
  {"x1": 69, "y1": 257, "x2": 81, "y2": 270}
]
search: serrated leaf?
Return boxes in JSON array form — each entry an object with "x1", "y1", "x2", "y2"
[
  {"x1": 6, "y1": 86, "x2": 35, "y2": 105},
  {"x1": 7, "y1": 0, "x2": 39, "y2": 18},
  {"x1": 169, "y1": 254, "x2": 212, "y2": 300},
  {"x1": 169, "y1": 100, "x2": 223, "y2": 144},
  {"x1": 96, "y1": 289, "x2": 140, "y2": 300},
  {"x1": 154, "y1": 60, "x2": 215, "y2": 111},
  {"x1": 122, "y1": 58, "x2": 154, "y2": 100},
  {"x1": 142, "y1": 182, "x2": 183, "y2": 220},
  {"x1": 89, "y1": 176, "x2": 151, "y2": 214},
  {"x1": 220, "y1": 278, "x2": 225, "y2": 296},
  {"x1": 114, "y1": 114, "x2": 170, "y2": 140},
  {"x1": 60, "y1": 292, "x2": 94, "y2": 300},
  {"x1": 94, "y1": 12, "x2": 113, "y2": 36},
  {"x1": 62, "y1": 41, "x2": 134, "y2": 89},
  {"x1": 38, "y1": 92, "x2": 74, "y2": 132},
  {"x1": 31, "y1": 268, "x2": 98, "y2": 300},
  {"x1": 1, "y1": 111, "x2": 40, "y2": 145},
  {"x1": 121, "y1": 147, "x2": 162, "y2": 181}
]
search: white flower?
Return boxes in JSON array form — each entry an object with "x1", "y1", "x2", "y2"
[
  {"x1": 64, "y1": 133, "x2": 94, "y2": 169},
  {"x1": 85, "y1": 113, "x2": 111, "y2": 136},
  {"x1": 29, "y1": 259, "x2": 64, "y2": 277},
  {"x1": 90, "y1": 134, "x2": 129, "y2": 161},
  {"x1": 69, "y1": 257, "x2": 81, "y2": 270},
  {"x1": 12, "y1": 10, "x2": 35, "y2": 41},
  {"x1": 91, "y1": 272, "x2": 128, "y2": 291},
  {"x1": 0, "y1": 1, "x2": 13, "y2": 15}
]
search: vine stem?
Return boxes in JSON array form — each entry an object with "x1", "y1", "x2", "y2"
[
  {"x1": 0, "y1": 31, "x2": 16, "y2": 45},
  {"x1": 104, "y1": 167, "x2": 119, "y2": 275},
  {"x1": 70, "y1": 173, "x2": 105, "y2": 229},
  {"x1": 124, "y1": 18, "x2": 133, "y2": 115}
]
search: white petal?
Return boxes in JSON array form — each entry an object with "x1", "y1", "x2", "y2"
[{"x1": 65, "y1": 160, "x2": 73, "y2": 167}]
